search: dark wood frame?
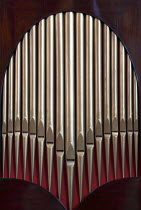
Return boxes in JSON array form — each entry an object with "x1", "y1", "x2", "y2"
[
  {"x1": 0, "y1": 1, "x2": 141, "y2": 208},
  {"x1": 1, "y1": 0, "x2": 141, "y2": 85}
]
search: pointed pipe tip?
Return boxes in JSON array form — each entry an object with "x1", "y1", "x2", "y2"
[
  {"x1": 56, "y1": 151, "x2": 64, "y2": 199},
  {"x1": 96, "y1": 137, "x2": 102, "y2": 187},
  {"x1": 120, "y1": 132, "x2": 126, "y2": 179},
  {"x1": 104, "y1": 134, "x2": 110, "y2": 182},
  {"x1": 58, "y1": 195, "x2": 61, "y2": 200},
  {"x1": 134, "y1": 132, "x2": 138, "y2": 177},
  {"x1": 47, "y1": 143, "x2": 54, "y2": 192},
  {"x1": 8, "y1": 169, "x2": 11, "y2": 178},
  {"x1": 98, "y1": 171, "x2": 101, "y2": 186},
  {"x1": 66, "y1": 160, "x2": 75, "y2": 210},
  {"x1": 128, "y1": 132, "x2": 133, "y2": 177},
  {"x1": 112, "y1": 132, "x2": 118, "y2": 179},
  {"x1": 23, "y1": 133, "x2": 28, "y2": 180},
  {"x1": 86, "y1": 144, "x2": 94, "y2": 193},
  {"x1": 31, "y1": 176, "x2": 34, "y2": 183},
  {"x1": 30, "y1": 135, "x2": 36, "y2": 182},
  {"x1": 2, "y1": 134, "x2": 6, "y2": 178},
  {"x1": 79, "y1": 193, "x2": 82, "y2": 203},
  {"x1": 15, "y1": 133, "x2": 20, "y2": 179},
  {"x1": 31, "y1": 167, "x2": 34, "y2": 182},
  {"x1": 8, "y1": 134, "x2": 13, "y2": 178},
  {"x1": 77, "y1": 151, "x2": 84, "y2": 202},
  {"x1": 38, "y1": 137, "x2": 44, "y2": 187},
  {"x1": 88, "y1": 183, "x2": 91, "y2": 193},
  {"x1": 23, "y1": 172, "x2": 26, "y2": 180},
  {"x1": 58, "y1": 184, "x2": 61, "y2": 200},
  {"x1": 48, "y1": 182, "x2": 51, "y2": 192},
  {"x1": 16, "y1": 169, "x2": 18, "y2": 179},
  {"x1": 8, "y1": 172, "x2": 11, "y2": 178}
]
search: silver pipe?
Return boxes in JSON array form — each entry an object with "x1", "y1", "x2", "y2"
[
  {"x1": 103, "y1": 24, "x2": 111, "y2": 182},
  {"x1": 2, "y1": 71, "x2": 7, "y2": 177},
  {"x1": 14, "y1": 42, "x2": 21, "y2": 178},
  {"x1": 119, "y1": 42, "x2": 126, "y2": 178},
  {"x1": 46, "y1": 15, "x2": 54, "y2": 192},
  {"x1": 94, "y1": 18, "x2": 102, "y2": 137},
  {"x1": 94, "y1": 18, "x2": 102, "y2": 186},
  {"x1": 65, "y1": 12, "x2": 75, "y2": 210},
  {"x1": 133, "y1": 73, "x2": 139, "y2": 176},
  {"x1": 38, "y1": 19, "x2": 45, "y2": 185},
  {"x1": 2, "y1": 72, "x2": 7, "y2": 134},
  {"x1": 119, "y1": 43, "x2": 126, "y2": 131},
  {"x1": 94, "y1": 18, "x2": 102, "y2": 185},
  {"x1": 134, "y1": 74, "x2": 139, "y2": 131},
  {"x1": 55, "y1": 12, "x2": 64, "y2": 199},
  {"x1": 86, "y1": 15, "x2": 94, "y2": 193},
  {"x1": 8, "y1": 56, "x2": 14, "y2": 178},
  {"x1": 29, "y1": 25, "x2": 37, "y2": 182},
  {"x1": 111, "y1": 31, "x2": 118, "y2": 179},
  {"x1": 127, "y1": 55, "x2": 133, "y2": 177},
  {"x1": 76, "y1": 12, "x2": 85, "y2": 201},
  {"x1": 22, "y1": 32, "x2": 29, "y2": 180}
]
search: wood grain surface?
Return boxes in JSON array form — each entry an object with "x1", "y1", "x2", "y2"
[
  {"x1": 0, "y1": 0, "x2": 141, "y2": 209},
  {"x1": 77, "y1": 177, "x2": 141, "y2": 210},
  {"x1": 0, "y1": 178, "x2": 66, "y2": 210}
]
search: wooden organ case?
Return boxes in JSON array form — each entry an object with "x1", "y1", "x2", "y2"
[{"x1": 0, "y1": 0, "x2": 141, "y2": 209}]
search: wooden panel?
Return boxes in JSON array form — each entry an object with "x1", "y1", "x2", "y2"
[{"x1": 0, "y1": 0, "x2": 141, "y2": 209}]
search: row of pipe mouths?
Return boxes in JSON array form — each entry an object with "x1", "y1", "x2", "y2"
[{"x1": 2, "y1": 12, "x2": 139, "y2": 210}]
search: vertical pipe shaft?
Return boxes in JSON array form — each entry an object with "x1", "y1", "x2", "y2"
[
  {"x1": 103, "y1": 24, "x2": 111, "y2": 182},
  {"x1": 46, "y1": 15, "x2": 54, "y2": 192},
  {"x1": 8, "y1": 56, "x2": 14, "y2": 178},
  {"x1": 86, "y1": 15, "x2": 94, "y2": 193},
  {"x1": 119, "y1": 42, "x2": 126, "y2": 178},
  {"x1": 76, "y1": 12, "x2": 85, "y2": 201},
  {"x1": 94, "y1": 18, "x2": 102, "y2": 186},
  {"x1": 111, "y1": 32, "x2": 118, "y2": 179},
  {"x1": 38, "y1": 19, "x2": 45, "y2": 185},
  {"x1": 29, "y1": 25, "x2": 37, "y2": 182},
  {"x1": 65, "y1": 12, "x2": 75, "y2": 210},
  {"x1": 127, "y1": 55, "x2": 133, "y2": 177},
  {"x1": 2, "y1": 71, "x2": 7, "y2": 177},
  {"x1": 14, "y1": 43, "x2": 21, "y2": 178},
  {"x1": 133, "y1": 73, "x2": 139, "y2": 176},
  {"x1": 56, "y1": 12, "x2": 64, "y2": 199},
  {"x1": 22, "y1": 32, "x2": 29, "y2": 180}
]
